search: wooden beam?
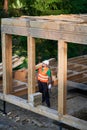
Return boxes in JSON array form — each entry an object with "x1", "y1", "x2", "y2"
[
  {"x1": 68, "y1": 55, "x2": 87, "y2": 62},
  {"x1": 67, "y1": 81, "x2": 87, "y2": 90},
  {"x1": 1, "y1": 15, "x2": 87, "y2": 44},
  {"x1": 61, "y1": 114, "x2": 87, "y2": 130},
  {"x1": 0, "y1": 93, "x2": 87, "y2": 130},
  {"x1": 1, "y1": 18, "x2": 30, "y2": 27},
  {"x1": 58, "y1": 40, "x2": 67, "y2": 115},
  {"x1": 68, "y1": 73, "x2": 83, "y2": 80},
  {"x1": 1, "y1": 24, "x2": 87, "y2": 44},
  {"x1": 2, "y1": 15, "x2": 87, "y2": 31},
  {"x1": 29, "y1": 28, "x2": 87, "y2": 44},
  {"x1": 21, "y1": 14, "x2": 87, "y2": 22},
  {"x1": 74, "y1": 76, "x2": 87, "y2": 83},
  {"x1": 1, "y1": 25, "x2": 30, "y2": 36},
  {"x1": 27, "y1": 36, "x2": 35, "y2": 101},
  {"x1": 2, "y1": 34, "x2": 12, "y2": 94},
  {"x1": 0, "y1": 56, "x2": 25, "y2": 77}
]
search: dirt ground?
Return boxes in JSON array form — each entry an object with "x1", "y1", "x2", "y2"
[{"x1": 0, "y1": 87, "x2": 87, "y2": 130}]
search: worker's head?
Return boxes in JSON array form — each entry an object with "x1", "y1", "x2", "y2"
[{"x1": 42, "y1": 60, "x2": 49, "y2": 67}]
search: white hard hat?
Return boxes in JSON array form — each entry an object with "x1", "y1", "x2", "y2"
[{"x1": 42, "y1": 60, "x2": 49, "y2": 65}]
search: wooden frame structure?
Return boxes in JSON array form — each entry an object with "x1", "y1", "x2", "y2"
[{"x1": 1, "y1": 15, "x2": 87, "y2": 129}]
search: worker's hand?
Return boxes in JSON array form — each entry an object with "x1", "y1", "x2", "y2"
[{"x1": 48, "y1": 84, "x2": 52, "y2": 89}]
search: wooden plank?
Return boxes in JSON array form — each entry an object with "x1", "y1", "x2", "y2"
[
  {"x1": 67, "y1": 81, "x2": 87, "y2": 90},
  {"x1": 68, "y1": 62, "x2": 87, "y2": 74},
  {"x1": 68, "y1": 73, "x2": 83, "y2": 80},
  {"x1": 12, "y1": 80, "x2": 28, "y2": 96},
  {"x1": 1, "y1": 24, "x2": 87, "y2": 44},
  {"x1": 2, "y1": 21, "x2": 87, "y2": 36},
  {"x1": 58, "y1": 40, "x2": 67, "y2": 115},
  {"x1": 0, "y1": 93, "x2": 86, "y2": 130},
  {"x1": 1, "y1": 18, "x2": 30, "y2": 27},
  {"x1": 61, "y1": 114, "x2": 87, "y2": 130},
  {"x1": 20, "y1": 14, "x2": 87, "y2": 23},
  {"x1": 30, "y1": 20, "x2": 87, "y2": 33},
  {"x1": 73, "y1": 59, "x2": 87, "y2": 64},
  {"x1": 0, "y1": 57, "x2": 25, "y2": 77},
  {"x1": 12, "y1": 88, "x2": 27, "y2": 96},
  {"x1": 2, "y1": 15, "x2": 87, "y2": 29},
  {"x1": 2, "y1": 34, "x2": 12, "y2": 94},
  {"x1": 0, "y1": 57, "x2": 22, "y2": 70},
  {"x1": 12, "y1": 57, "x2": 25, "y2": 68},
  {"x1": 1, "y1": 25, "x2": 30, "y2": 36},
  {"x1": 0, "y1": 55, "x2": 18, "y2": 68},
  {"x1": 70, "y1": 66, "x2": 87, "y2": 72},
  {"x1": 74, "y1": 76, "x2": 87, "y2": 83},
  {"x1": 68, "y1": 63, "x2": 87, "y2": 72},
  {"x1": 68, "y1": 55, "x2": 87, "y2": 62},
  {"x1": 29, "y1": 28, "x2": 87, "y2": 44},
  {"x1": 27, "y1": 36, "x2": 35, "y2": 101},
  {"x1": 50, "y1": 76, "x2": 87, "y2": 90}
]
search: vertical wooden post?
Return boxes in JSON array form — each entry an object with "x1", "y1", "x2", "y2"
[
  {"x1": 58, "y1": 40, "x2": 67, "y2": 115},
  {"x1": 2, "y1": 34, "x2": 12, "y2": 94},
  {"x1": 27, "y1": 36, "x2": 35, "y2": 101}
]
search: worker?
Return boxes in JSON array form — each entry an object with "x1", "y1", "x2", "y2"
[{"x1": 37, "y1": 60, "x2": 52, "y2": 107}]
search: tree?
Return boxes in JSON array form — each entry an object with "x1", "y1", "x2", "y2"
[{"x1": 3, "y1": 0, "x2": 8, "y2": 14}]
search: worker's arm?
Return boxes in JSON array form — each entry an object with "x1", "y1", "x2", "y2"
[
  {"x1": 48, "y1": 76, "x2": 52, "y2": 84},
  {"x1": 47, "y1": 69, "x2": 53, "y2": 84}
]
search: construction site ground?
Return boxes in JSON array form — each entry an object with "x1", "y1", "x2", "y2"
[{"x1": 0, "y1": 86, "x2": 87, "y2": 130}]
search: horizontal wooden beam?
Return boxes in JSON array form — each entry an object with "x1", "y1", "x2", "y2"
[
  {"x1": 74, "y1": 77, "x2": 87, "y2": 83},
  {"x1": 21, "y1": 14, "x2": 87, "y2": 22},
  {"x1": 0, "y1": 57, "x2": 25, "y2": 77},
  {"x1": 1, "y1": 18, "x2": 31, "y2": 27},
  {"x1": 2, "y1": 16, "x2": 87, "y2": 32},
  {"x1": 1, "y1": 25, "x2": 30, "y2": 36},
  {"x1": 1, "y1": 22, "x2": 87, "y2": 44},
  {"x1": 51, "y1": 78, "x2": 87, "y2": 90},
  {"x1": 68, "y1": 55, "x2": 87, "y2": 62},
  {"x1": 68, "y1": 73, "x2": 84, "y2": 80},
  {"x1": 0, "y1": 93, "x2": 86, "y2": 130},
  {"x1": 61, "y1": 114, "x2": 87, "y2": 130},
  {"x1": 30, "y1": 20, "x2": 87, "y2": 34},
  {"x1": 29, "y1": 28, "x2": 87, "y2": 44},
  {"x1": 67, "y1": 81, "x2": 87, "y2": 90},
  {"x1": 1, "y1": 29, "x2": 86, "y2": 44},
  {"x1": 11, "y1": 88, "x2": 27, "y2": 96}
]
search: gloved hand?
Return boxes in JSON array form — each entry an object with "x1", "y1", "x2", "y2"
[{"x1": 48, "y1": 84, "x2": 52, "y2": 89}]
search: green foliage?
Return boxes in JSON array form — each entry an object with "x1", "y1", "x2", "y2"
[
  {"x1": 33, "y1": 0, "x2": 59, "y2": 11},
  {"x1": 33, "y1": 0, "x2": 87, "y2": 15},
  {"x1": 33, "y1": 0, "x2": 63, "y2": 15},
  {"x1": 70, "y1": 0, "x2": 87, "y2": 13},
  {"x1": 68, "y1": 43, "x2": 87, "y2": 58},
  {"x1": 36, "y1": 39, "x2": 57, "y2": 63},
  {"x1": 12, "y1": 36, "x2": 27, "y2": 57}
]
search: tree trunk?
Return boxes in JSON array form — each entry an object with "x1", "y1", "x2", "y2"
[{"x1": 3, "y1": 0, "x2": 8, "y2": 14}]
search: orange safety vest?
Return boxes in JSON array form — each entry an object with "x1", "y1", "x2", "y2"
[{"x1": 38, "y1": 67, "x2": 49, "y2": 83}]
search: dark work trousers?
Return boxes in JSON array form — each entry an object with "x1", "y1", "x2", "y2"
[{"x1": 38, "y1": 80, "x2": 50, "y2": 107}]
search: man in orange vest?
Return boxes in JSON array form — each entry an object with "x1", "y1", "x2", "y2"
[{"x1": 37, "y1": 60, "x2": 52, "y2": 107}]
